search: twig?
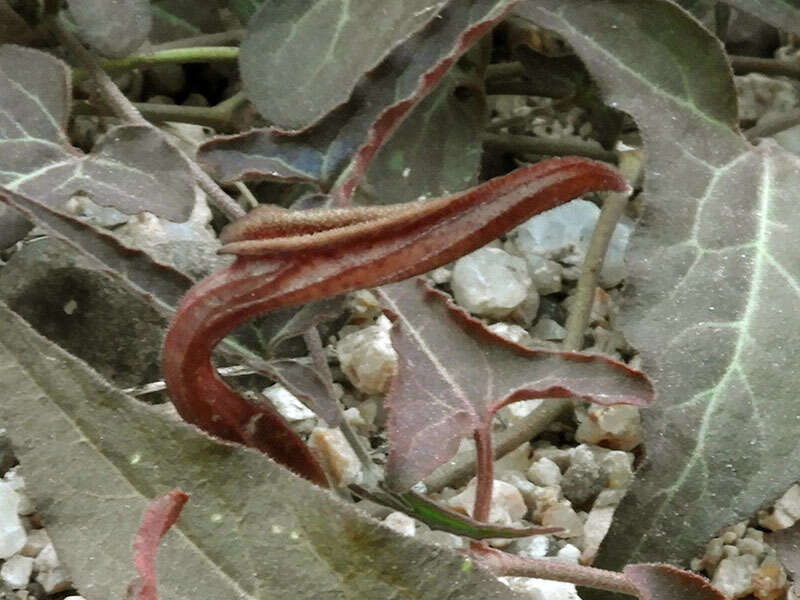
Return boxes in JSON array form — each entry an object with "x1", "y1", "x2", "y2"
[
  {"x1": 485, "y1": 61, "x2": 527, "y2": 83},
  {"x1": 50, "y1": 16, "x2": 245, "y2": 221},
  {"x1": 471, "y1": 548, "x2": 639, "y2": 597},
  {"x1": 73, "y1": 47, "x2": 239, "y2": 83},
  {"x1": 483, "y1": 132, "x2": 617, "y2": 163},
  {"x1": 123, "y1": 365, "x2": 256, "y2": 396},
  {"x1": 744, "y1": 107, "x2": 800, "y2": 140},
  {"x1": 563, "y1": 189, "x2": 630, "y2": 350},
  {"x1": 730, "y1": 55, "x2": 800, "y2": 80},
  {"x1": 423, "y1": 400, "x2": 570, "y2": 493},
  {"x1": 73, "y1": 92, "x2": 248, "y2": 131}
]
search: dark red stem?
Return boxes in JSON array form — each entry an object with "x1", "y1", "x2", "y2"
[
  {"x1": 162, "y1": 158, "x2": 628, "y2": 486},
  {"x1": 472, "y1": 426, "x2": 495, "y2": 523}
]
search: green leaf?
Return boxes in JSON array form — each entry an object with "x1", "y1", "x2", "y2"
[
  {"x1": 198, "y1": 0, "x2": 515, "y2": 202},
  {"x1": 725, "y1": 0, "x2": 800, "y2": 37},
  {"x1": 241, "y1": 0, "x2": 448, "y2": 131},
  {"x1": 67, "y1": 0, "x2": 151, "y2": 58},
  {"x1": 227, "y1": 0, "x2": 263, "y2": 24},
  {"x1": 359, "y1": 56, "x2": 487, "y2": 205},
  {"x1": 518, "y1": 0, "x2": 800, "y2": 576},
  {"x1": 149, "y1": 0, "x2": 227, "y2": 43},
  {"x1": 0, "y1": 301, "x2": 526, "y2": 600},
  {"x1": 0, "y1": 46, "x2": 195, "y2": 234}
]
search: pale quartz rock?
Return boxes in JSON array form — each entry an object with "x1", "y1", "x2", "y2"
[
  {"x1": 1, "y1": 554, "x2": 33, "y2": 588},
  {"x1": 494, "y1": 443, "x2": 532, "y2": 478},
  {"x1": 531, "y1": 318, "x2": 566, "y2": 341},
  {"x1": 600, "y1": 450, "x2": 634, "y2": 490},
  {"x1": 383, "y1": 512, "x2": 415, "y2": 537},
  {"x1": 3, "y1": 469, "x2": 34, "y2": 516},
  {"x1": 515, "y1": 534, "x2": 550, "y2": 558},
  {"x1": 555, "y1": 544, "x2": 581, "y2": 563},
  {"x1": 34, "y1": 543, "x2": 72, "y2": 594},
  {"x1": 528, "y1": 457, "x2": 562, "y2": 488},
  {"x1": 510, "y1": 292, "x2": 540, "y2": 327},
  {"x1": 524, "y1": 254, "x2": 563, "y2": 295},
  {"x1": 308, "y1": 427, "x2": 362, "y2": 487},
  {"x1": 512, "y1": 199, "x2": 632, "y2": 287},
  {"x1": 531, "y1": 442, "x2": 573, "y2": 470},
  {"x1": 541, "y1": 503, "x2": 584, "y2": 538},
  {"x1": 336, "y1": 315, "x2": 398, "y2": 394},
  {"x1": 262, "y1": 383, "x2": 316, "y2": 432},
  {"x1": 428, "y1": 267, "x2": 451, "y2": 285},
  {"x1": 487, "y1": 322, "x2": 533, "y2": 347},
  {"x1": 347, "y1": 289, "x2": 381, "y2": 320},
  {"x1": 735, "y1": 73, "x2": 800, "y2": 123},
  {"x1": 712, "y1": 554, "x2": 759, "y2": 599},
  {"x1": 0, "y1": 482, "x2": 26, "y2": 559},
  {"x1": 495, "y1": 399, "x2": 544, "y2": 428},
  {"x1": 447, "y1": 478, "x2": 527, "y2": 525},
  {"x1": 451, "y1": 247, "x2": 531, "y2": 318},
  {"x1": 561, "y1": 445, "x2": 605, "y2": 508},
  {"x1": 575, "y1": 404, "x2": 643, "y2": 451},
  {"x1": 21, "y1": 529, "x2": 50, "y2": 558},
  {"x1": 758, "y1": 484, "x2": 800, "y2": 531},
  {"x1": 580, "y1": 490, "x2": 623, "y2": 565}
]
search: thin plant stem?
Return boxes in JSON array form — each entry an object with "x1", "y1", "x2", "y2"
[
  {"x1": 234, "y1": 182, "x2": 259, "y2": 209},
  {"x1": 74, "y1": 47, "x2": 239, "y2": 83},
  {"x1": 471, "y1": 547, "x2": 639, "y2": 597},
  {"x1": 563, "y1": 189, "x2": 629, "y2": 351},
  {"x1": 73, "y1": 92, "x2": 248, "y2": 131},
  {"x1": 50, "y1": 16, "x2": 245, "y2": 221},
  {"x1": 745, "y1": 107, "x2": 800, "y2": 140},
  {"x1": 472, "y1": 427, "x2": 495, "y2": 523},
  {"x1": 151, "y1": 29, "x2": 246, "y2": 51},
  {"x1": 730, "y1": 55, "x2": 800, "y2": 80},
  {"x1": 483, "y1": 132, "x2": 617, "y2": 163}
]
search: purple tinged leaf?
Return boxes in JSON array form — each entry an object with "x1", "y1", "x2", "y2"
[
  {"x1": 0, "y1": 188, "x2": 193, "y2": 315},
  {"x1": 624, "y1": 564, "x2": 726, "y2": 600},
  {"x1": 198, "y1": 0, "x2": 516, "y2": 199},
  {"x1": 380, "y1": 279, "x2": 653, "y2": 491},
  {"x1": 260, "y1": 358, "x2": 342, "y2": 426},
  {"x1": 241, "y1": 0, "x2": 448, "y2": 131},
  {"x1": 67, "y1": 0, "x2": 151, "y2": 58},
  {"x1": 519, "y1": 0, "x2": 800, "y2": 574},
  {"x1": 724, "y1": 0, "x2": 800, "y2": 37},
  {"x1": 0, "y1": 45, "x2": 195, "y2": 233}
]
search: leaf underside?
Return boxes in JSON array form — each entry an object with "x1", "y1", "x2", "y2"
[
  {"x1": 0, "y1": 301, "x2": 525, "y2": 600},
  {"x1": 67, "y1": 0, "x2": 151, "y2": 58},
  {"x1": 519, "y1": 0, "x2": 800, "y2": 578},
  {"x1": 724, "y1": 0, "x2": 800, "y2": 37},
  {"x1": 623, "y1": 564, "x2": 726, "y2": 600}
]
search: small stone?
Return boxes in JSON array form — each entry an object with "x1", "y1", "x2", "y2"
[
  {"x1": 448, "y1": 479, "x2": 527, "y2": 525},
  {"x1": 494, "y1": 443, "x2": 532, "y2": 477},
  {"x1": 182, "y1": 92, "x2": 209, "y2": 107},
  {"x1": 723, "y1": 544, "x2": 740, "y2": 558},
  {"x1": 383, "y1": 512, "x2": 415, "y2": 537},
  {"x1": 2, "y1": 471, "x2": 33, "y2": 517},
  {"x1": 528, "y1": 458, "x2": 562, "y2": 487},
  {"x1": 0, "y1": 555, "x2": 33, "y2": 588},
  {"x1": 336, "y1": 315, "x2": 398, "y2": 394},
  {"x1": 428, "y1": 267, "x2": 451, "y2": 285},
  {"x1": 451, "y1": 248, "x2": 531, "y2": 318},
  {"x1": 262, "y1": 384, "x2": 316, "y2": 433},
  {"x1": 712, "y1": 554, "x2": 759, "y2": 599},
  {"x1": 555, "y1": 544, "x2": 581, "y2": 563},
  {"x1": 20, "y1": 530, "x2": 49, "y2": 558},
  {"x1": 531, "y1": 318, "x2": 566, "y2": 342},
  {"x1": 510, "y1": 293, "x2": 541, "y2": 327},
  {"x1": 531, "y1": 443, "x2": 573, "y2": 470},
  {"x1": 752, "y1": 555, "x2": 787, "y2": 600},
  {"x1": 347, "y1": 289, "x2": 381, "y2": 321},
  {"x1": 541, "y1": 503, "x2": 583, "y2": 538},
  {"x1": 524, "y1": 255, "x2": 563, "y2": 295},
  {"x1": 601, "y1": 451, "x2": 634, "y2": 490},
  {"x1": 737, "y1": 536, "x2": 764, "y2": 557},
  {"x1": 575, "y1": 404, "x2": 643, "y2": 451},
  {"x1": 495, "y1": 400, "x2": 543, "y2": 428},
  {"x1": 308, "y1": 427, "x2": 362, "y2": 487},
  {"x1": 34, "y1": 543, "x2": 71, "y2": 594},
  {"x1": 487, "y1": 323, "x2": 533, "y2": 347},
  {"x1": 514, "y1": 534, "x2": 550, "y2": 559},
  {"x1": 580, "y1": 491, "x2": 620, "y2": 565},
  {"x1": 0, "y1": 483, "x2": 26, "y2": 559},
  {"x1": 560, "y1": 445, "x2": 605, "y2": 509}
]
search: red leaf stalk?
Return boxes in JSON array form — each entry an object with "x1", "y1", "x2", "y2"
[{"x1": 162, "y1": 158, "x2": 628, "y2": 486}]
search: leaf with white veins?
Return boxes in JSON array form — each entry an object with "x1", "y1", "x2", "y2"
[
  {"x1": 518, "y1": 0, "x2": 800, "y2": 575},
  {"x1": 0, "y1": 301, "x2": 526, "y2": 600}
]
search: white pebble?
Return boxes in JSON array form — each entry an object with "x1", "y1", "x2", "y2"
[
  {"x1": 487, "y1": 323, "x2": 533, "y2": 347},
  {"x1": 712, "y1": 554, "x2": 758, "y2": 598},
  {"x1": 451, "y1": 248, "x2": 531, "y2": 318},
  {"x1": 35, "y1": 543, "x2": 71, "y2": 593},
  {"x1": 447, "y1": 479, "x2": 527, "y2": 524},
  {"x1": 528, "y1": 458, "x2": 562, "y2": 487},
  {"x1": 0, "y1": 483, "x2": 26, "y2": 558},
  {"x1": 1, "y1": 554, "x2": 34, "y2": 588},
  {"x1": 575, "y1": 404, "x2": 643, "y2": 451},
  {"x1": 262, "y1": 383, "x2": 316, "y2": 432},
  {"x1": 21, "y1": 529, "x2": 50, "y2": 558},
  {"x1": 383, "y1": 512, "x2": 415, "y2": 537},
  {"x1": 531, "y1": 318, "x2": 566, "y2": 341},
  {"x1": 541, "y1": 503, "x2": 584, "y2": 538},
  {"x1": 307, "y1": 427, "x2": 362, "y2": 487},
  {"x1": 336, "y1": 315, "x2": 397, "y2": 394}
]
